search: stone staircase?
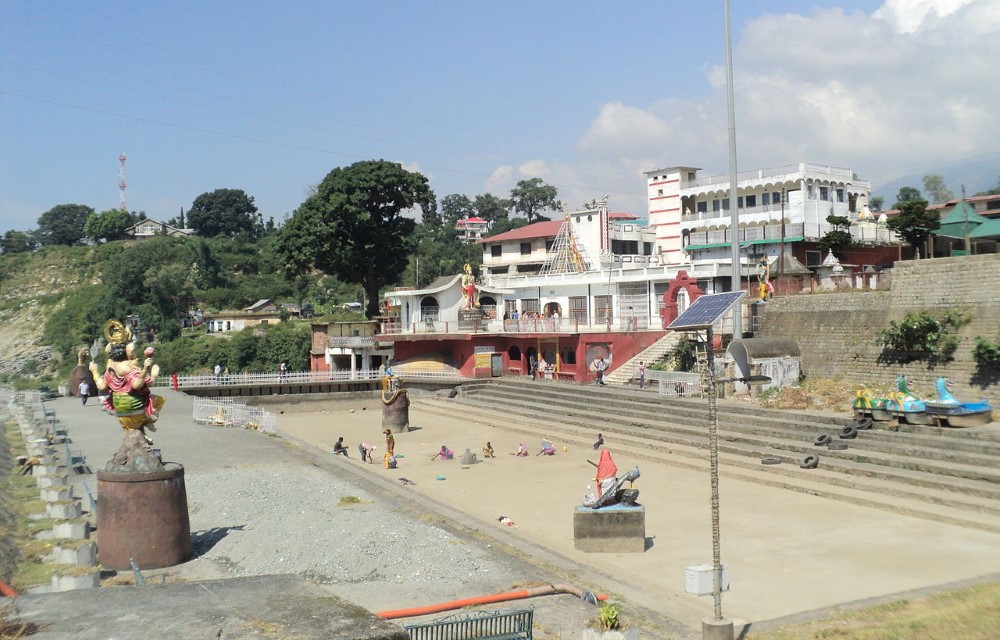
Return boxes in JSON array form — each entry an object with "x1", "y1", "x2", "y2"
[
  {"x1": 603, "y1": 332, "x2": 681, "y2": 386},
  {"x1": 414, "y1": 378, "x2": 1000, "y2": 534}
]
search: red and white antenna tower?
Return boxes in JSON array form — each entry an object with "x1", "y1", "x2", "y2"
[{"x1": 118, "y1": 152, "x2": 128, "y2": 211}]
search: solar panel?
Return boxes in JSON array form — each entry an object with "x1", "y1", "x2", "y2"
[{"x1": 668, "y1": 291, "x2": 745, "y2": 330}]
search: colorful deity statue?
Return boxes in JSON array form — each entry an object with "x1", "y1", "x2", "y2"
[
  {"x1": 461, "y1": 263, "x2": 480, "y2": 310},
  {"x1": 90, "y1": 320, "x2": 165, "y2": 435},
  {"x1": 757, "y1": 255, "x2": 773, "y2": 301}
]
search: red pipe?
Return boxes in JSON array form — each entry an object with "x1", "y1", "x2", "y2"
[
  {"x1": 376, "y1": 584, "x2": 606, "y2": 620},
  {"x1": 0, "y1": 579, "x2": 17, "y2": 597}
]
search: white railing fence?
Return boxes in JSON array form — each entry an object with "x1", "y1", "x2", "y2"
[
  {"x1": 192, "y1": 397, "x2": 277, "y2": 433},
  {"x1": 650, "y1": 371, "x2": 702, "y2": 397},
  {"x1": 156, "y1": 368, "x2": 459, "y2": 388}
]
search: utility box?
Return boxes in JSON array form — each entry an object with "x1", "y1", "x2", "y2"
[{"x1": 685, "y1": 564, "x2": 730, "y2": 596}]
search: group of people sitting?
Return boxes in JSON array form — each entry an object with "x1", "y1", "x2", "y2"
[
  {"x1": 332, "y1": 430, "x2": 399, "y2": 469},
  {"x1": 335, "y1": 432, "x2": 586, "y2": 468}
]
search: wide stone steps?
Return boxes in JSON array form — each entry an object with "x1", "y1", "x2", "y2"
[
  {"x1": 462, "y1": 384, "x2": 1000, "y2": 478},
  {"x1": 416, "y1": 378, "x2": 1000, "y2": 531},
  {"x1": 415, "y1": 397, "x2": 1000, "y2": 534}
]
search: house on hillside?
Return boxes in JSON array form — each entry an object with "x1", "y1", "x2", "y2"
[
  {"x1": 311, "y1": 321, "x2": 389, "y2": 375},
  {"x1": 206, "y1": 299, "x2": 282, "y2": 333},
  {"x1": 124, "y1": 218, "x2": 193, "y2": 239},
  {"x1": 454, "y1": 216, "x2": 490, "y2": 241}
]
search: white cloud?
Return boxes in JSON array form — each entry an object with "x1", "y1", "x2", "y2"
[{"x1": 566, "y1": 0, "x2": 1000, "y2": 199}]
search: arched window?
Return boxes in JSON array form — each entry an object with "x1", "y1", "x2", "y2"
[
  {"x1": 508, "y1": 346, "x2": 522, "y2": 361},
  {"x1": 420, "y1": 297, "x2": 439, "y2": 322}
]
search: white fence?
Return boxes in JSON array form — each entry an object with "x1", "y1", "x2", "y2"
[
  {"x1": 156, "y1": 368, "x2": 458, "y2": 388},
  {"x1": 650, "y1": 371, "x2": 703, "y2": 397},
  {"x1": 192, "y1": 397, "x2": 277, "y2": 433}
]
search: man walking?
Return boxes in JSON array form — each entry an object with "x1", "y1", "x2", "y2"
[
  {"x1": 595, "y1": 357, "x2": 607, "y2": 386},
  {"x1": 637, "y1": 361, "x2": 646, "y2": 389},
  {"x1": 79, "y1": 380, "x2": 90, "y2": 406}
]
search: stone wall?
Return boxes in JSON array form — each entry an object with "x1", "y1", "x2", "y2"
[{"x1": 757, "y1": 254, "x2": 1000, "y2": 407}]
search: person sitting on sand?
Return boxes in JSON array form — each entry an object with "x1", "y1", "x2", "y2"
[
  {"x1": 513, "y1": 442, "x2": 529, "y2": 457},
  {"x1": 593, "y1": 433, "x2": 604, "y2": 450},
  {"x1": 538, "y1": 437, "x2": 556, "y2": 456},
  {"x1": 483, "y1": 442, "x2": 495, "y2": 458},
  {"x1": 333, "y1": 437, "x2": 349, "y2": 457},
  {"x1": 432, "y1": 445, "x2": 454, "y2": 461}
]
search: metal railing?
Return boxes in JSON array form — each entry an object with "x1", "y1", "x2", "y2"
[
  {"x1": 651, "y1": 371, "x2": 702, "y2": 397},
  {"x1": 156, "y1": 368, "x2": 459, "y2": 388},
  {"x1": 192, "y1": 397, "x2": 278, "y2": 433}
]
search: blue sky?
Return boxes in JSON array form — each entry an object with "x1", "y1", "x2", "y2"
[{"x1": 2, "y1": 0, "x2": 998, "y2": 233}]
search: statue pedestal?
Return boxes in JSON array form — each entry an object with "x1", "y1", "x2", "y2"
[
  {"x1": 458, "y1": 308, "x2": 485, "y2": 330},
  {"x1": 96, "y1": 463, "x2": 191, "y2": 570},
  {"x1": 573, "y1": 504, "x2": 646, "y2": 553}
]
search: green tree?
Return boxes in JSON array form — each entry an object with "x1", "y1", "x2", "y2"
[
  {"x1": 819, "y1": 213, "x2": 853, "y2": 258},
  {"x1": 84, "y1": 208, "x2": 135, "y2": 243},
  {"x1": 509, "y1": 178, "x2": 561, "y2": 223},
  {"x1": 440, "y1": 194, "x2": 473, "y2": 228},
  {"x1": 473, "y1": 193, "x2": 510, "y2": 225},
  {"x1": 36, "y1": 203, "x2": 93, "y2": 246},
  {"x1": 891, "y1": 186, "x2": 923, "y2": 210},
  {"x1": 278, "y1": 160, "x2": 435, "y2": 318},
  {"x1": 0, "y1": 230, "x2": 35, "y2": 254},
  {"x1": 869, "y1": 196, "x2": 885, "y2": 212},
  {"x1": 887, "y1": 199, "x2": 939, "y2": 258},
  {"x1": 487, "y1": 217, "x2": 529, "y2": 236},
  {"x1": 922, "y1": 174, "x2": 954, "y2": 204},
  {"x1": 187, "y1": 189, "x2": 261, "y2": 239}
]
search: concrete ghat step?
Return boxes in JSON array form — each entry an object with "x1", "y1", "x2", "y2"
[
  {"x1": 462, "y1": 388, "x2": 1000, "y2": 475},
  {"x1": 428, "y1": 396, "x2": 1000, "y2": 504},
  {"x1": 416, "y1": 398, "x2": 1000, "y2": 535},
  {"x1": 464, "y1": 389, "x2": 1000, "y2": 464}
]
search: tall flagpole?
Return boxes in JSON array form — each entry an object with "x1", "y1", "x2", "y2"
[{"x1": 725, "y1": 0, "x2": 742, "y2": 339}]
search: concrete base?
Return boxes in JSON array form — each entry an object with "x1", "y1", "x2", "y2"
[
  {"x1": 51, "y1": 568, "x2": 100, "y2": 592},
  {"x1": 97, "y1": 463, "x2": 191, "y2": 570},
  {"x1": 701, "y1": 617, "x2": 734, "y2": 640},
  {"x1": 46, "y1": 500, "x2": 82, "y2": 519},
  {"x1": 52, "y1": 541, "x2": 97, "y2": 567},
  {"x1": 573, "y1": 505, "x2": 645, "y2": 553}
]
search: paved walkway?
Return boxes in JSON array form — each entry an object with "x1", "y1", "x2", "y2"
[
  {"x1": 275, "y1": 391, "x2": 1000, "y2": 632},
  {"x1": 21, "y1": 389, "x2": 1000, "y2": 637}
]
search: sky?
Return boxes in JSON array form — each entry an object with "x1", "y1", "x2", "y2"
[{"x1": 1, "y1": 0, "x2": 998, "y2": 233}]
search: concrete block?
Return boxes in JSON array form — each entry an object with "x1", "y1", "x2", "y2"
[
  {"x1": 51, "y1": 568, "x2": 100, "y2": 592},
  {"x1": 34, "y1": 464, "x2": 64, "y2": 476},
  {"x1": 50, "y1": 521, "x2": 89, "y2": 540},
  {"x1": 573, "y1": 505, "x2": 646, "y2": 553},
  {"x1": 36, "y1": 474, "x2": 69, "y2": 489},
  {"x1": 40, "y1": 486, "x2": 74, "y2": 502},
  {"x1": 46, "y1": 500, "x2": 83, "y2": 520},
  {"x1": 52, "y1": 541, "x2": 97, "y2": 567}
]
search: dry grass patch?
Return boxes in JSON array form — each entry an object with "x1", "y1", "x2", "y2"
[{"x1": 750, "y1": 582, "x2": 1000, "y2": 639}]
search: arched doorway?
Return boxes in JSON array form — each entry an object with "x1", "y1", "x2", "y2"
[
  {"x1": 480, "y1": 295, "x2": 497, "y2": 319},
  {"x1": 543, "y1": 302, "x2": 562, "y2": 317},
  {"x1": 420, "y1": 297, "x2": 439, "y2": 323},
  {"x1": 660, "y1": 270, "x2": 704, "y2": 328}
]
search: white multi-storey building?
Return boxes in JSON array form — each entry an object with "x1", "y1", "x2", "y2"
[{"x1": 646, "y1": 163, "x2": 874, "y2": 265}]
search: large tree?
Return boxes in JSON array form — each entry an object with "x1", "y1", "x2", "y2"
[
  {"x1": 187, "y1": 188, "x2": 261, "y2": 239},
  {"x1": 0, "y1": 230, "x2": 35, "y2": 254},
  {"x1": 36, "y1": 203, "x2": 93, "y2": 246},
  {"x1": 891, "y1": 186, "x2": 923, "y2": 210},
  {"x1": 922, "y1": 174, "x2": 954, "y2": 205},
  {"x1": 84, "y1": 208, "x2": 135, "y2": 243},
  {"x1": 509, "y1": 178, "x2": 561, "y2": 223},
  {"x1": 887, "y1": 198, "x2": 939, "y2": 259},
  {"x1": 439, "y1": 194, "x2": 473, "y2": 228},
  {"x1": 278, "y1": 160, "x2": 435, "y2": 318},
  {"x1": 473, "y1": 193, "x2": 511, "y2": 225}
]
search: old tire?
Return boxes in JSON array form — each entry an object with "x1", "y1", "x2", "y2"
[
  {"x1": 853, "y1": 416, "x2": 874, "y2": 430},
  {"x1": 813, "y1": 434, "x2": 832, "y2": 446},
  {"x1": 761, "y1": 456, "x2": 782, "y2": 465},
  {"x1": 827, "y1": 441, "x2": 849, "y2": 451},
  {"x1": 839, "y1": 426, "x2": 859, "y2": 440},
  {"x1": 800, "y1": 455, "x2": 820, "y2": 469}
]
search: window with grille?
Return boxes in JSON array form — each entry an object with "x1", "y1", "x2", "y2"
[
  {"x1": 594, "y1": 295, "x2": 613, "y2": 324},
  {"x1": 569, "y1": 296, "x2": 587, "y2": 322},
  {"x1": 522, "y1": 298, "x2": 539, "y2": 315}
]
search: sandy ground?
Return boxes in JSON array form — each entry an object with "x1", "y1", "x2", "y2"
[{"x1": 275, "y1": 394, "x2": 1000, "y2": 631}]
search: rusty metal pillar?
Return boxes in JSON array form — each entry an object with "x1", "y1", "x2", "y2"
[
  {"x1": 96, "y1": 463, "x2": 191, "y2": 570},
  {"x1": 381, "y1": 389, "x2": 410, "y2": 433}
]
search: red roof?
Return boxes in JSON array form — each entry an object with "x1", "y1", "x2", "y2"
[
  {"x1": 478, "y1": 220, "x2": 562, "y2": 243},
  {"x1": 609, "y1": 212, "x2": 639, "y2": 220}
]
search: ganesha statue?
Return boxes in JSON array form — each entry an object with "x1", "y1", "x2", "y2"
[{"x1": 89, "y1": 319, "x2": 166, "y2": 472}]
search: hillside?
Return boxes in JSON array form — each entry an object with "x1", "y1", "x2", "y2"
[{"x1": 0, "y1": 246, "x2": 103, "y2": 379}]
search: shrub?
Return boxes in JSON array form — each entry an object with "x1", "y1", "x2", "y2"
[
  {"x1": 877, "y1": 309, "x2": 970, "y2": 361},
  {"x1": 973, "y1": 337, "x2": 1000, "y2": 369}
]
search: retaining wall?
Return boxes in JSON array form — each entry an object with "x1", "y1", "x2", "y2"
[{"x1": 757, "y1": 254, "x2": 1000, "y2": 407}]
